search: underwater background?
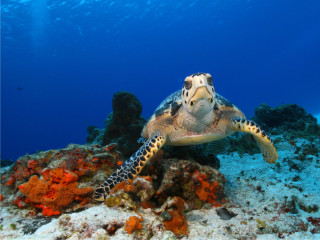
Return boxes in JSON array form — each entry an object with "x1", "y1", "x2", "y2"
[{"x1": 2, "y1": 0, "x2": 320, "y2": 161}]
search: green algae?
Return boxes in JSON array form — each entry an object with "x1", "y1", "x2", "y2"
[
  {"x1": 10, "y1": 223, "x2": 17, "y2": 230},
  {"x1": 104, "y1": 192, "x2": 137, "y2": 210}
]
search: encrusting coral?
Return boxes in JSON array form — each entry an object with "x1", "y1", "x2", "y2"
[
  {"x1": 156, "y1": 196, "x2": 188, "y2": 236},
  {"x1": 193, "y1": 170, "x2": 223, "y2": 207},
  {"x1": 151, "y1": 158, "x2": 226, "y2": 209},
  {"x1": 1, "y1": 144, "x2": 123, "y2": 216},
  {"x1": 124, "y1": 215, "x2": 143, "y2": 234},
  {"x1": 18, "y1": 168, "x2": 92, "y2": 216}
]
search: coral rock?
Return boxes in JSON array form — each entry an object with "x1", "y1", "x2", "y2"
[
  {"x1": 104, "y1": 192, "x2": 137, "y2": 210},
  {"x1": 2, "y1": 144, "x2": 122, "y2": 200},
  {"x1": 124, "y1": 216, "x2": 143, "y2": 234},
  {"x1": 18, "y1": 168, "x2": 92, "y2": 216},
  {"x1": 132, "y1": 176, "x2": 155, "y2": 202},
  {"x1": 157, "y1": 196, "x2": 188, "y2": 236},
  {"x1": 193, "y1": 170, "x2": 223, "y2": 207},
  {"x1": 253, "y1": 103, "x2": 320, "y2": 137},
  {"x1": 154, "y1": 159, "x2": 225, "y2": 209},
  {"x1": 87, "y1": 126, "x2": 104, "y2": 144},
  {"x1": 102, "y1": 92, "x2": 146, "y2": 157}
]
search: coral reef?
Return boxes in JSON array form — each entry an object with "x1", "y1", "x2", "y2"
[
  {"x1": 163, "y1": 144, "x2": 221, "y2": 169},
  {"x1": 124, "y1": 215, "x2": 143, "y2": 234},
  {"x1": 87, "y1": 125, "x2": 104, "y2": 144},
  {"x1": 1, "y1": 99, "x2": 320, "y2": 239},
  {"x1": 222, "y1": 103, "x2": 320, "y2": 158},
  {"x1": 227, "y1": 133, "x2": 260, "y2": 157},
  {"x1": 253, "y1": 103, "x2": 320, "y2": 138},
  {"x1": 104, "y1": 192, "x2": 138, "y2": 210},
  {"x1": 102, "y1": 91, "x2": 146, "y2": 157},
  {"x1": 96, "y1": 155, "x2": 225, "y2": 212},
  {"x1": 149, "y1": 157, "x2": 225, "y2": 209},
  {"x1": 156, "y1": 196, "x2": 188, "y2": 236},
  {"x1": 0, "y1": 139, "x2": 225, "y2": 219},
  {"x1": 18, "y1": 169, "x2": 92, "y2": 216},
  {"x1": 1, "y1": 144, "x2": 123, "y2": 216},
  {"x1": 0, "y1": 158, "x2": 14, "y2": 167}
]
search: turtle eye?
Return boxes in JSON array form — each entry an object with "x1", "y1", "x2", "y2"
[
  {"x1": 184, "y1": 80, "x2": 192, "y2": 90},
  {"x1": 207, "y1": 76, "x2": 213, "y2": 86}
]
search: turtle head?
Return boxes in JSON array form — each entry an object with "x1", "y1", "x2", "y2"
[{"x1": 181, "y1": 73, "x2": 216, "y2": 117}]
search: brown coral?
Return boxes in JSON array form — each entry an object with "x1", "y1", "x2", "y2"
[{"x1": 153, "y1": 159, "x2": 225, "y2": 209}]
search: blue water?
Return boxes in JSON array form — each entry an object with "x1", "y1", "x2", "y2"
[{"x1": 2, "y1": 0, "x2": 320, "y2": 161}]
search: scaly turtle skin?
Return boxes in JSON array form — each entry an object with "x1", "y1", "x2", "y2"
[{"x1": 94, "y1": 73, "x2": 278, "y2": 202}]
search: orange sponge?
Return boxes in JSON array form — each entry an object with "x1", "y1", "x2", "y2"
[
  {"x1": 124, "y1": 216, "x2": 143, "y2": 234},
  {"x1": 18, "y1": 168, "x2": 92, "y2": 216},
  {"x1": 162, "y1": 197, "x2": 187, "y2": 236}
]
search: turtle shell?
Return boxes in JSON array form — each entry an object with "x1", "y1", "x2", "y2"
[
  {"x1": 142, "y1": 89, "x2": 241, "y2": 141},
  {"x1": 151, "y1": 90, "x2": 236, "y2": 120},
  {"x1": 153, "y1": 90, "x2": 182, "y2": 118},
  {"x1": 215, "y1": 93, "x2": 235, "y2": 111}
]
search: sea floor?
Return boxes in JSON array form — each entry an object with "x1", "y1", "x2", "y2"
[{"x1": 1, "y1": 136, "x2": 320, "y2": 240}]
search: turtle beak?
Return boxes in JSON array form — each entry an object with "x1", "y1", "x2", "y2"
[{"x1": 191, "y1": 86, "x2": 211, "y2": 101}]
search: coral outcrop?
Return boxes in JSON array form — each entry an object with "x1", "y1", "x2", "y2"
[
  {"x1": 18, "y1": 169, "x2": 92, "y2": 216},
  {"x1": 0, "y1": 159, "x2": 14, "y2": 168},
  {"x1": 1, "y1": 144, "x2": 123, "y2": 216},
  {"x1": 87, "y1": 125, "x2": 104, "y2": 144},
  {"x1": 102, "y1": 91, "x2": 146, "y2": 157},
  {"x1": 163, "y1": 144, "x2": 221, "y2": 169},
  {"x1": 223, "y1": 103, "x2": 320, "y2": 157},
  {"x1": 124, "y1": 215, "x2": 143, "y2": 234},
  {"x1": 156, "y1": 196, "x2": 188, "y2": 236},
  {"x1": 149, "y1": 157, "x2": 225, "y2": 209},
  {"x1": 1, "y1": 139, "x2": 225, "y2": 218},
  {"x1": 99, "y1": 156, "x2": 226, "y2": 211},
  {"x1": 253, "y1": 103, "x2": 320, "y2": 138}
]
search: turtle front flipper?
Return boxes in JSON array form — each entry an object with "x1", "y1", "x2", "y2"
[
  {"x1": 230, "y1": 117, "x2": 278, "y2": 164},
  {"x1": 93, "y1": 132, "x2": 166, "y2": 202}
]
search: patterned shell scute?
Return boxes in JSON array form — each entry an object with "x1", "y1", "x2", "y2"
[
  {"x1": 154, "y1": 90, "x2": 182, "y2": 118},
  {"x1": 216, "y1": 93, "x2": 233, "y2": 108}
]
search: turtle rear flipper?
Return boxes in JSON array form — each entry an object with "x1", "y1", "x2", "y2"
[
  {"x1": 231, "y1": 117, "x2": 278, "y2": 164},
  {"x1": 93, "y1": 132, "x2": 166, "y2": 202}
]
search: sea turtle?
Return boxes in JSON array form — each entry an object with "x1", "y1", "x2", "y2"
[{"x1": 94, "y1": 72, "x2": 278, "y2": 202}]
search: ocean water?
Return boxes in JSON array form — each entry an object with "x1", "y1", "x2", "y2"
[{"x1": 2, "y1": 0, "x2": 320, "y2": 161}]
